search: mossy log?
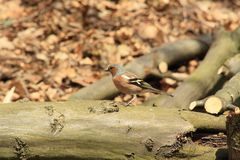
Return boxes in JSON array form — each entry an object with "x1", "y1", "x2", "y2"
[
  {"x1": 145, "y1": 28, "x2": 240, "y2": 109},
  {"x1": 227, "y1": 113, "x2": 240, "y2": 160},
  {"x1": 70, "y1": 37, "x2": 210, "y2": 100},
  {"x1": 218, "y1": 54, "x2": 240, "y2": 77},
  {"x1": 0, "y1": 100, "x2": 226, "y2": 159},
  {"x1": 190, "y1": 72, "x2": 240, "y2": 114}
]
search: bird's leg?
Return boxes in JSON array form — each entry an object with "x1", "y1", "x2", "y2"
[{"x1": 125, "y1": 94, "x2": 137, "y2": 106}]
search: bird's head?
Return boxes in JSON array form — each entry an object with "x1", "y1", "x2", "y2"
[{"x1": 105, "y1": 64, "x2": 125, "y2": 76}]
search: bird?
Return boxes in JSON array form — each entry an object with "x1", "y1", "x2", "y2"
[{"x1": 105, "y1": 64, "x2": 173, "y2": 106}]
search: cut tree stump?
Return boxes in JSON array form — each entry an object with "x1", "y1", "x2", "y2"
[
  {"x1": 0, "y1": 100, "x2": 226, "y2": 159},
  {"x1": 227, "y1": 113, "x2": 240, "y2": 160}
]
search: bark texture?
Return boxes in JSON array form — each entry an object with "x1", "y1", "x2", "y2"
[
  {"x1": 70, "y1": 37, "x2": 210, "y2": 100},
  {"x1": 145, "y1": 28, "x2": 240, "y2": 109},
  {"x1": 227, "y1": 113, "x2": 240, "y2": 160},
  {"x1": 0, "y1": 100, "x2": 226, "y2": 159},
  {"x1": 180, "y1": 111, "x2": 226, "y2": 131}
]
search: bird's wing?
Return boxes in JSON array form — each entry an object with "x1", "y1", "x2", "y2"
[
  {"x1": 120, "y1": 72, "x2": 173, "y2": 96},
  {"x1": 128, "y1": 78, "x2": 154, "y2": 89},
  {"x1": 122, "y1": 72, "x2": 154, "y2": 89},
  {"x1": 122, "y1": 72, "x2": 152, "y2": 89}
]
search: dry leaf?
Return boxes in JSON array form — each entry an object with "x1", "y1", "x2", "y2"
[
  {"x1": 117, "y1": 44, "x2": 131, "y2": 57},
  {"x1": 80, "y1": 57, "x2": 93, "y2": 65},
  {"x1": 30, "y1": 92, "x2": 41, "y2": 100},
  {"x1": 0, "y1": 0, "x2": 25, "y2": 20},
  {"x1": 0, "y1": 37, "x2": 15, "y2": 50},
  {"x1": 54, "y1": 52, "x2": 68, "y2": 60},
  {"x1": 46, "y1": 88, "x2": 58, "y2": 100},
  {"x1": 46, "y1": 34, "x2": 59, "y2": 45},
  {"x1": 137, "y1": 23, "x2": 159, "y2": 39}
]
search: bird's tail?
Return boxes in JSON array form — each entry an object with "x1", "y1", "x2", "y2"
[{"x1": 147, "y1": 87, "x2": 173, "y2": 97}]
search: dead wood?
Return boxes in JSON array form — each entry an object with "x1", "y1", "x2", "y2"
[
  {"x1": 0, "y1": 100, "x2": 226, "y2": 159},
  {"x1": 180, "y1": 111, "x2": 226, "y2": 131},
  {"x1": 69, "y1": 37, "x2": 210, "y2": 100},
  {"x1": 145, "y1": 28, "x2": 240, "y2": 109}
]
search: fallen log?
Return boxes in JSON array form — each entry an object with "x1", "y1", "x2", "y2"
[
  {"x1": 190, "y1": 72, "x2": 240, "y2": 114},
  {"x1": 227, "y1": 113, "x2": 240, "y2": 160},
  {"x1": 0, "y1": 100, "x2": 226, "y2": 159},
  {"x1": 145, "y1": 28, "x2": 240, "y2": 109},
  {"x1": 150, "y1": 70, "x2": 189, "y2": 81},
  {"x1": 180, "y1": 111, "x2": 226, "y2": 131},
  {"x1": 69, "y1": 37, "x2": 210, "y2": 100}
]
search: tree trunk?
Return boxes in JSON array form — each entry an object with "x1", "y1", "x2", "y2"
[
  {"x1": 227, "y1": 113, "x2": 240, "y2": 160},
  {"x1": 0, "y1": 100, "x2": 226, "y2": 159},
  {"x1": 145, "y1": 28, "x2": 240, "y2": 109},
  {"x1": 69, "y1": 37, "x2": 210, "y2": 100}
]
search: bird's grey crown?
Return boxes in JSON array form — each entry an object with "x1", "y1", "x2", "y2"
[{"x1": 109, "y1": 64, "x2": 126, "y2": 76}]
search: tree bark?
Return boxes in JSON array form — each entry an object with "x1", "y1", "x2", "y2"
[
  {"x1": 0, "y1": 100, "x2": 226, "y2": 159},
  {"x1": 69, "y1": 37, "x2": 210, "y2": 100},
  {"x1": 180, "y1": 111, "x2": 226, "y2": 131},
  {"x1": 145, "y1": 28, "x2": 240, "y2": 109},
  {"x1": 227, "y1": 113, "x2": 240, "y2": 160}
]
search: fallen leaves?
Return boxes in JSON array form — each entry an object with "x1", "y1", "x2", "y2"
[
  {"x1": 137, "y1": 23, "x2": 159, "y2": 40},
  {"x1": 0, "y1": 37, "x2": 15, "y2": 50}
]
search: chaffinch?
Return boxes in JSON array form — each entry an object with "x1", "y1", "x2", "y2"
[{"x1": 105, "y1": 64, "x2": 173, "y2": 105}]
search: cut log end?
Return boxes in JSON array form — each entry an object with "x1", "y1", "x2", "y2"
[
  {"x1": 158, "y1": 61, "x2": 168, "y2": 73},
  {"x1": 204, "y1": 96, "x2": 223, "y2": 114},
  {"x1": 189, "y1": 99, "x2": 205, "y2": 110},
  {"x1": 217, "y1": 65, "x2": 229, "y2": 76},
  {"x1": 189, "y1": 101, "x2": 197, "y2": 110},
  {"x1": 234, "y1": 107, "x2": 240, "y2": 114}
]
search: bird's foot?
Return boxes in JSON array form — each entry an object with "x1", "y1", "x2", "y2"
[
  {"x1": 123, "y1": 94, "x2": 137, "y2": 106},
  {"x1": 120, "y1": 101, "x2": 132, "y2": 107}
]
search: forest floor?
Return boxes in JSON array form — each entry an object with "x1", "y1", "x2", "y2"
[{"x1": 0, "y1": 0, "x2": 239, "y2": 156}]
